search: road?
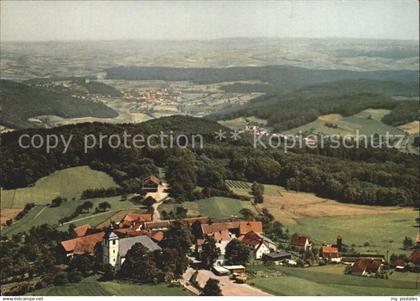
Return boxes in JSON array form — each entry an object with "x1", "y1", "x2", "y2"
[{"x1": 180, "y1": 267, "x2": 271, "y2": 296}]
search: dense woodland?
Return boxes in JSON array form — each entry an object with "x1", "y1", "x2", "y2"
[
  {"x1": 0, "y1": 80, "x2": 118, "y2": 129},
  {"x1": 0, "y1": 116, "x2": 418, "y2": 207}
]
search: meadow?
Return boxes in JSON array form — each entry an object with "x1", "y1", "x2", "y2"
[
  {"x1": 28, "y1": 277, "x2": 191, "y2": 296},
  {"x1": 247, "y1": 264, "x2": 419, "y2": 296},
  {"x1": 1, "y1": 166, "x2": 119, "y2": 208},
  {"x1": 159, "y1": 196, "x2": 257, "y2": 219},
  {"x1": 2, "y1": 195, "x2": 145, "y2": 236},
  {"x1": 282, "y1": 109, "x2": 404, "y2": 137}
]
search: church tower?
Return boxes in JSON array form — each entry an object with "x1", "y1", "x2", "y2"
[{"x1": 103, "y1": 231, "x2": 119, "y2": 267}]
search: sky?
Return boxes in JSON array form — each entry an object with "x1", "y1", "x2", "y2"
[{"x1": 1, "y1": 1, "x2": 419, "y2": 41}]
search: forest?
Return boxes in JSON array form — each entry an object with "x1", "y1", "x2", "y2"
[{"x1": 0, "y1": 115, "x2": 418, "y2": 207}]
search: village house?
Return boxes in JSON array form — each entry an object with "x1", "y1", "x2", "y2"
[
  {"x1": 103, "y1": 231, "x2": 161, "y2": 270},
  {"x1": 72, "y1": 224, "x2": 92, "y2": 237},
  {"x1": 239, "y1": 231, "x2": 277, "y2": 259},
  {"x1": 262, "y1": 250, "x2": 292, "y2": 264},
  {"x1": 349, "y1": 258, "x2": 383, "y2": 277},
  {"x1": 61, "y1": 231, "x2": 105, "y2": 257},
  {"x1": 290, "y1": 234, "x2": 311, "y2": 252},
  {"x1": 143, "y1": 175, "x2": 162, "y2": 192},
  {"x1": 320, "y1": 245, "x2": 340, "y2": 262}
]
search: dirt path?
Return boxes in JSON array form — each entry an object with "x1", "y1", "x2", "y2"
[
  {"x1": 145, "y1": 183, "x2": 168, "y2": 221},
  {"x1": 32, "y1": 205, "x2": 47, "y2": 220},
  {"x1": 62, "y1": 209, "x2": 119, "y2": 225}
]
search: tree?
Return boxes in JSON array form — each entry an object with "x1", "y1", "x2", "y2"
[
  {"x1": 202, "y1": 278, "x2": 222, "y2": 296},
  {"x1": 251, "y1": 182, "x2": 264, "y2": 204},
  {"x1": 225, "y1": 239, "x2": 250, "y2": 265},
  {"x1": 143, "y1": 196, "x2": 156, "y2": 208},
  {"x1": 53, "y1": 272, "x2": 69, "y2": 286},
  {"x1": 191, "y1": 220, "x2": 202, "y2": 240},
  {"x1": 119, "y1": 243, "x2": 160, "y2": 283},
  {"x1": 82, "y1": 201, "x2": 93, "y2": 213},
  {"x1": 200, "y1": 236, "x2": 220, "y2": 268},
  {"x1": 102, "y1": 264, "x2": 115, "y2": 281},
  {"x1": 239, "y1": 208, "x2": 255, "y2": 220},
  {"x1": 51, "y1": 197, "x2": 65, "y2": 207},
  {"x1": 98, "y1": 201, "x2": 111, "y2": 212},
  {"x1": 68, "y1": 270, "x2": 82, "y2": 283},
  {"x1": 403, "y1": 236, "x2": 414, "y2": 250},
  {"x1": 163, "y1": 221, "x2": 193, "y2": 254}
]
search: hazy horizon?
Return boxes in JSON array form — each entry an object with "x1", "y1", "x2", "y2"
[{"x1": 1, "y1": 1, "x2": 418, "y2": 42}]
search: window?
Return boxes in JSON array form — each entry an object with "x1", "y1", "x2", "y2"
[{"x1": 112, "y1": 240, "x2": 116, "y2": 245}]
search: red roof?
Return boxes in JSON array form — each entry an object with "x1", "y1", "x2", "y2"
[
  {"x1": 350, "y1": 259, "x2": 382, "y2": 274},
  {"x1": 291, "y1": 234, "x2": 309, "y2": 247},
  {"x1": 201, "y1": 221, "x2": 241, "y2": 235},
  {"x1": 390, "y1": 259, "x2": 407, "y2": 268},
  {"x1": 409, "y1": 250, "x2": 420, "y2": 264},
  {"x1": 212, "y1": 229, "x2": 231, "y2": 241},
  {"x1": 240, "y1": 231, "x2": 262, "y2": 247},
  {"x1": 121, "y1": 213, "x2": 152, "y2": 223},
  {"x1": 151, "y1": 230, "x2": 165, "y2": 242},
  {"x1": 73, "y1": 224, "x2": 91, "y2": 237},
  {"x1": 322, "y1": 245, "x2": 338, "y2": 255},
  {"x1": 239, "y1": 221, "x2": 263, "y2": 235},
  {"x1": 61, "y1": 231, "x2": 105, "y2": 254},
  {"x1": 181, "y1": 216, "x2": 209, "y2": 225},
  {"x1": 144, "y1": 175, "x2": 161, "y2": 186}
]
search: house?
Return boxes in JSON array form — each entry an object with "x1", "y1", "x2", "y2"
[
  {"x1": 263, "y1": 250, "x2": 292, "y2": 264},
  {"x1": 290, "y1": 234, "x2": 311, "y2": 252},
  {"x1": 223, "y1": 265, "x2": 246, "y2": 274},
  {"x1": 390, "y1": 259, "x2": 407, "y2": 271},
  {"x1": 73, "y1": 224, "x2": 92, "y2": 237},
  {"x1": 103, "y1": 231, "x2": 161, "y2": 270},
  {"x1": 321, "y1": 245, "x2": 341, "y2": 262},
  {"x1": 239, "y1": 221, "x2": 263, "y2": 235},
  {"x1": 143, "y1": 175, "x2": 162, "y2": 192},
  {"x1": 61, "y1": 231, "x2": 105, "y2": 257},
  {"x1": 119, "y1": 213, "x2": 152, "y2": 229},
  {"x1": 200, "y1": 220, "x2": 262, "y2": 237},
  {"x1": 409, "y1": 250, "x2": 420, "y2": 265},
  {"x1": 239, "y1": 231, "x2": 275, "y2": 259},
  {"x1": 144, "y1": 220, "x2": 172, "y2": 231},
  {"x1": 349, "y1": 258, "x2": 382, "y2": 277}
]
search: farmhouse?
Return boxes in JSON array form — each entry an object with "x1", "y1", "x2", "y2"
[
  {"x1": 103, "y1": 231, "x2": 161, "y2": 270},
  {"x1": 349, "y1": 258, "x2": 383, "y2": 277},
  {"x1": 239, "y1": 231, "x2": 276, "y2": 259},
  {"x1": 290, "y1": 234, "x2": 311, "y2": 252},
  {"x1": 73, "y1": 224, "x2": 92, "y2": 237},
  {"x1": 143, "y1": 175, "x2": 162, "y2": 192},
  {"x1": 321, "y1": 245, "x2": 340, "y2": 262},
  {"x1": 61, "y1": 231, "x2": 105, "y2": 257},
  {"x1": 263, "y1": 250, "x2": 292, "y2": 264}
]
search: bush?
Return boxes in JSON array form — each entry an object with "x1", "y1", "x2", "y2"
[
  {"x1": 68, "y1": 271, "x2": 82, "y2": 283},
  {"x1": 54, "y1": 272, "x2": 69, "y2": 286}
]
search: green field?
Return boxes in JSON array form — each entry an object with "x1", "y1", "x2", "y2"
[
  {"x1": 283, "y1": 109, "x2": 404, "y2": 137},
  {"x1": 1, "y1": 166, "x2": 119, "y2": 208},
  {"x1": 28, "y1": 277, "x2": 191, "y2": 296},
  {"x1": 288, "y1": 211, "x2": 418, "y2": 255},
  {"x1": 248, "y1": 264, "x2": 419, "y2": 296},
  {"x1": 226, "y1": 180, "x2": 285, "y2": 198},
  {"x1": 160, "y1": 196, "x2": 257, "y2": 219},
  {"x1": 2, "y1": 195, "x2": 143, "y2": 236},
  {"x1": 218, "y1": 116, "x2": 268, "y2": 129}
]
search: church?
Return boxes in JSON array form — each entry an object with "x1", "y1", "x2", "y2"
[{"x1": 103, "y1": 231, "x2": 161, "y2": 270}]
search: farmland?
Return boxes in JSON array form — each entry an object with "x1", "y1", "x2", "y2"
[
  {"x1": 247, "y1": 264, "x2": 419, "y2": 296},
  {"x1": 226, "y1": 180, "x2": 417, "y2": 255},
  {"x1": 159, "y1": 196, "x2": 257, "y2": 219},
  {"x1": 28, "y1": 277, "x2": 191, "y2": 296},
  {"x1": 283, "y1": 109, "x2": 404, "y2": 137},
  {"x1": 1, "y1": 166, "x2": 119, "y2": 208},
  {"x1": 2, "y1": 194, "x2": 144, "y2": 236},
  {"x1": 287, "y1": 211, "x2": 418, "y2": 255}
]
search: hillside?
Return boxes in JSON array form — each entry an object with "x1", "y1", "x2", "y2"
[
  {"x1": 105, "y1": 66, "x2": 418, "y2": 94},
  {"x1": 0, "y1": 80, "x2": 118, "y2": 129}
]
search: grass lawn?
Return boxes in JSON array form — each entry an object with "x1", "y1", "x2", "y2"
[
  {"x1": 2, "y1": 166, "x2": 119, "y2": 208},
  {"x1": 288, "y1": 211, "x2": 418, "y2": 255},
  {"x1": 160, "y1": 196, "x2": 257, "y2": 219},
  {"x1": 248, "y1": 264, "x2": 419, "y2": 296},
  {"x1": 226, "y1": 180, "x2": 285, "y2": 198},
  {"x1": 28, "y1": 277, "x2": 191, "y2": 296},
  {"x1": 2, "y1": 195, "x2": 143, "y2": 236}
]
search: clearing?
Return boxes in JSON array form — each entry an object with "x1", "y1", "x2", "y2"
[
  {"x1": 1, "y1": 166, "x2": 119, "y2": 208},
  {"x1": 160, "y1": 196, "x2": 257, "y2": 219},
  {"x1": 399, "y1": 121, "x2": 419, "y2": 135}
]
